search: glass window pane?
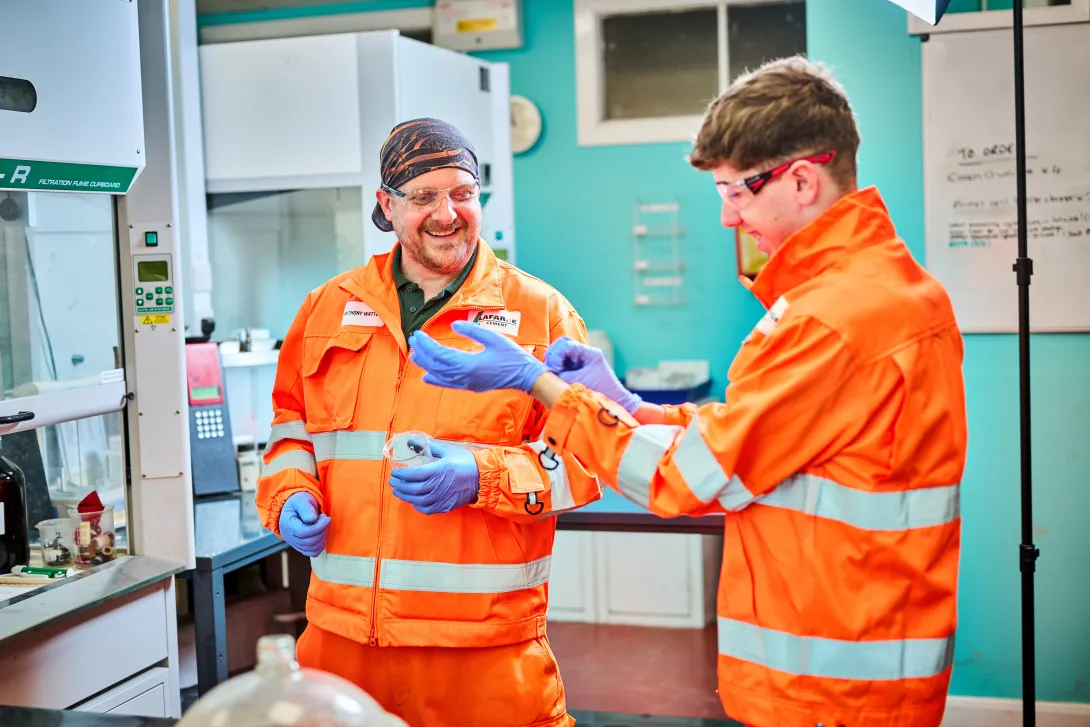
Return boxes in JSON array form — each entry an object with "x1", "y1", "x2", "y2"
[
  {"x1": 0, "y1": 192, "x2": 120, "y2": 401},
  {"x1": 4, "y1": 410, "x2": 128, "y2": 560},
  {"x1": 727, "y1": 2, "x2": 807, "y2": 82},
  {"x1": 206, "y1": 187, "x2": 365, "y2": 340},
  {"x1": 602, "y1": 8, "x2": 719, "y2": 120}
]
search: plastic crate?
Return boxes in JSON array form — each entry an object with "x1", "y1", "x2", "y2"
[{"x1": 623, "y1": 378, "x2": 713, "y2": 406}]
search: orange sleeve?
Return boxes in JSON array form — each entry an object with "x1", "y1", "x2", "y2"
[
  {"x1": 471, "y1": 309, "x2": 604, "y2": 523},
  {"x1": 661, "y1": 403, "x2": 699, "y2": 427},
  {"x1": 540, "y1": 316, "x2": 860, "y2": 518},
  {"x1": 255, "y1": 297, "x2": 325, "y2": 536}
]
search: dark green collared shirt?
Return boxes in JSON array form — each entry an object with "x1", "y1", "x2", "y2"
[{"x1": 392, "y1": 244, "x2": 479, "y2": 340}]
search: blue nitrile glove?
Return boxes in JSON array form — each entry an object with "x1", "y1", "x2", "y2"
[
  {"x1": 278, "y1": 492, "x2": 331, "y2": 557},
  {"x1": 545, "y1": 337, "x2": 643, "y2": 415},
  {"x1": 389, "y1": 439, "x2": 480, "y2": 515},
  {"x1": 407, "y1": 320, "x2": 548, "y2": 393}
]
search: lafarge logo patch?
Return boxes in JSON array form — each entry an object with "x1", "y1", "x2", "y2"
[
  {"x1": 342, "y1": 301, "x2": 383, "y2": 328},
  {"x1": 470, "y1": 310, "x2": 521, "y2": 336}
]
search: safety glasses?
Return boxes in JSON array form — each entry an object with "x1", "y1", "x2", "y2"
[
  {"x1": 716, "y1": 151, "x2": 837, "y2": 211},
  {"x1": 382, "y1": 181, "x2": 481, "y2": 211}
]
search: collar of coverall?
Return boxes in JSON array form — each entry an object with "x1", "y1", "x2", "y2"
[
  {"x1": 339, "y1": 238, "x2": 506, "y2": 319},
  {"x1": 743, "y1": 185, "x2": 896, "y2": 309}
]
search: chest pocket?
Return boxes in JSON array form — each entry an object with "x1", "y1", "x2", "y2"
[
  {"x1": 432, "y1": 339, "x2": 541, "y2": 445},
  {"x1": 301, "y1": 330, "x2": 374, "y2": 431}
]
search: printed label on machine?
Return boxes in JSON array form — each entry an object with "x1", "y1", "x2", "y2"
[
  {"x1": 469, "y1": 310, "x2": 521, "y2": 336},
  {"x1": 139, "y1": 314, "x2": 171, "y2": 326},
  {"x1": 342, "y1": 301, "x2": 383, "y2": 328},
  {"x1": 100, "y1": 368, "x2": 125, "y2": 384}
]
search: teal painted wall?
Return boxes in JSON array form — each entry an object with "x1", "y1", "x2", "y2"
[{"x1": 199, "y1": 0, "x2": 1090, "y2": 706}]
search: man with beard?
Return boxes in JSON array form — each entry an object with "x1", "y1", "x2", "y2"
[{"x1": 256, "y1": 118, "x2": 600, "y2": 727}]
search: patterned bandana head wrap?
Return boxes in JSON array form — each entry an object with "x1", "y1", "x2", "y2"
[{"x1": 372, "y1": 117, "x2": 480, "y2": 232}]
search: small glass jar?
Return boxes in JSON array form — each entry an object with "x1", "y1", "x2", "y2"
[
  {"x1": 36, "y1": 518, "x2": 75, "y2": 567},
  {"x1": 67, "y1": 505, "x2": 116, "y2": 566}
]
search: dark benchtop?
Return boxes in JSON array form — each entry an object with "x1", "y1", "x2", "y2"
[
  {"x1": 0, "y1": 706, "x2": 740, "y2": 726},
  {"x1": 0, "y1": 555, "x2": 185, "y2": 646}
]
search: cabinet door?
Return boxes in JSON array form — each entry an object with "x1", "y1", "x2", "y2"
[
  {"x1": 73, "y1": 667, "x2": 170, "y2": 715},
  {"x1": 546, "y1": 531, "x2": 596, "y2": 622},
  {"x1": 595, "y1": 532, "x2": 716, "y2": 628},
  {"x1": 108, "y1": 683, "x2": 167, "y2": 718}
]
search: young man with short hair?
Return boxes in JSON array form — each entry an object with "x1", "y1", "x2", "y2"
[{"x1": 407, "y1": 57, "x2": 969, "y2": 727}]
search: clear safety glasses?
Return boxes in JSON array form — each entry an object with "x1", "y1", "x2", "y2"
[
  {"x1": 382, "y1": 182, "x2": 481, "y2": 212},
  {"x1": 716, "y1": 151, "x2": 837, "y2": 211}
]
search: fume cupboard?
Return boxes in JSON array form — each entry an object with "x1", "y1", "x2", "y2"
[{"x1": 1, "y1": 0, "x2": 195, "y2": 718}]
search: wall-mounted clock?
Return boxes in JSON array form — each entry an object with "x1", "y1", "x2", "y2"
[{"x1": 510, "y1": 94, "x2": 542, "y2": 155}]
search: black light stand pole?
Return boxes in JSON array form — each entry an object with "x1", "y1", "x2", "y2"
[{"x1": 1011, "y1": 1, "x2": 1039, "y2": 725}]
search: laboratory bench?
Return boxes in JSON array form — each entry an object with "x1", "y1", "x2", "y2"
[
  {"x1": 0, "y1": 555, "x2": 185, "y2": 718},
  {"x1": 0, "y1": 705, "x2": 740, "y2": 726}
]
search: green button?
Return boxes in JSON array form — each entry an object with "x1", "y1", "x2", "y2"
[
  {"x1": 155, "y1": 287, "x2": 163, "y2": 294},
  {"x1": 156, "y1": 298, "x2": 164, "y2": 305},
  {"x1": 146, "y1": 293, "x2": 153, "y2": 300},
  {"x1": 144, "y1": 231, "x2": 158, "y2": 247},
  {"x1": 165, "y1": 286, "x2": 173, "y2": 294},
  {"x1": 136, "y1": 287, "x2": 144, "y2": 295},
  {"x1": 166, "y1": 297, "x2": 173, "y2": 305}
]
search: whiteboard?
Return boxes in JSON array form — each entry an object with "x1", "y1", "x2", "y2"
[{"x1": 922, "y1": 21, "x2": 1090, "y2": 332}]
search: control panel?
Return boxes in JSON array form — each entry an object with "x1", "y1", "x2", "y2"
[{"x1": 132, "y1": 253, "x2": 175, "y2": 317}]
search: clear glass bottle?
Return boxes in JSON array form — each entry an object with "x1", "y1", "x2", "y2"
[
  {"x1": 0, "y1": 435, "x2": 30, "y2": 575},
  {"x1": 176, "y1": 634, "x2": 408, "y2": 727}
]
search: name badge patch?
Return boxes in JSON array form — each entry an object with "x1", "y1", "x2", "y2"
[
  {"x1": 755, "y1": 295, "x2": 790, "y2": 336},
  {"x1": 469, "y1": 309, "x2": 522, "y2": 336},
  {"x1": 342, "y1": 301, "x2": 383, "y2": 328}
]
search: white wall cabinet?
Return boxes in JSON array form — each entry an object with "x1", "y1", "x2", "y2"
[{"x1": 548, "y1": 530, "x2": 722, "y2": 628}]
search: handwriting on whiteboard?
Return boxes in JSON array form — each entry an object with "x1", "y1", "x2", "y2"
[{"x1": 941, "y1": 146, "x2": 1090, "y2": 251}]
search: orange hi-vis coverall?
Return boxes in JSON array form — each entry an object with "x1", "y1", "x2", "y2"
[
  {"x1": 256, "y1": 241, "x2": 601, "y2": 726},
  {"x1": 540, "y1": 188, "x2": 967, "y2": 727}
]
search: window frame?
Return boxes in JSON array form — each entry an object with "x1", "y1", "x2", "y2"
[{"x1": 574, "y1": 0, "x2": 805, "y2": 147}]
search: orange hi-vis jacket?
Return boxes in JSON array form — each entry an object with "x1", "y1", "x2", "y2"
[
  {"x1": 541, "y1": 188, "x2": 967, "y2": 727},
  {"x1": 256, "y1": 241, "x2": 602, "y2": 649}
]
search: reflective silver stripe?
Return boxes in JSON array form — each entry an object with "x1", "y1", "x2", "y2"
[
  {"x1": 759, "y1": 473, "x2": 960, "y2": 531},
  {"x1": 311, "y1": 552, "x2": 376, "y2": 587},
  {"x1": 672, "y1": 417, "x2": 756, "y2": 511},
  {"x1": 263, "y1": 449, "x2": 317, "y2": 478},
  {"x1": 266, "y1": 420, "x2": 313, "y2": 449},
  {"x1": 528, "y1": 440, "x2": 574, "y2": 513},
  {"x1": 381, "y1": 555, "x2": 551, "y2": 593},
  {"x1": 619, "y1": 419, "x2": 959, "y2": 529},
  {"x1": 616, "y1": 424, "x2": 682, "y2": 509},
  {"x1": 310, "y1": 553, "x2": 550, "y2": 593},
  {"x1": 718, "y1": 616, "x2": 954, "y2": 681},
  {"x1": 308, "y1": 430, "x2": 493, "y2": 463},
  {"x1": 313, "y1": 430, "x2": 386, "y2": 461}
]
